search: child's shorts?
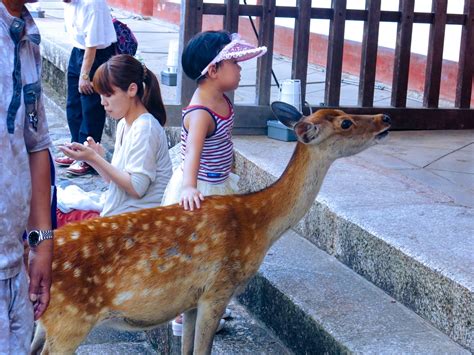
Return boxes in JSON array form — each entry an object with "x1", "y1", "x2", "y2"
[{"x1": 0, "y1": 266, "x2": 34, "y2": 355}]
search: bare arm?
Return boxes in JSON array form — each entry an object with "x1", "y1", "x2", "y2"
[
  {"x1": 58, "y1": 143, "x2": 141, "y2": 199},
  {"x1": 180, "y1": 110, "x2": 214, "y2": 210},
  {"x1": 27, "y1": 149, "x2": 53, "y2": 320}
]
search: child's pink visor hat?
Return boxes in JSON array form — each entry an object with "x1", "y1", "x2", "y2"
[{"x1": 200, "y1": 33, "x2": 267, "y2": 76}]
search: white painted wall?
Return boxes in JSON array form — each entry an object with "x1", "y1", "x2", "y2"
[{"x1": 170, "y1": 0, "x2": 465, "y2": 62}]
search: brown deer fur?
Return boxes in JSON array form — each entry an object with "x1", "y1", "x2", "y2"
[{"x1": 31, "y1": 104, "x2": 390, "y2": 354}]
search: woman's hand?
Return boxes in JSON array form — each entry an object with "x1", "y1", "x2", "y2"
[
  {"x1": 180, "y1": 186, "x2": 204, "y2": 211},
  {"x1": 57, "y1": 142, "x2": 97, "y2": 163},
  {"x1": 84, "y1": 136, "x2": 105, "y2": 158}
]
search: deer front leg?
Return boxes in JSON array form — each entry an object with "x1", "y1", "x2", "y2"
[
  {"x1": 182, "y1": 308, "x2": 197, "y2": 355},
  {"x1": 193, "y1": 299, "x2": 228, "y2": 355}
]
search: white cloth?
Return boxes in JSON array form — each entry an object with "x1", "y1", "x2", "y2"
[
  {"x1": 63, "y1": 0, "x2": 116, "y2": 49},
  {"x1": 161, "y1": 168, "x2": 240, "y2": 206},
  {"x1": 101, "y1": 113, "x2": 173, "y2": 216},
  {"x1": 57, "y1": 185, "x2": 104, "y2": 213}
]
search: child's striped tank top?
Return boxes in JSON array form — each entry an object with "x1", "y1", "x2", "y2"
[{"x1": 180, "y1": 95, "x2": 234, "y2": 184}]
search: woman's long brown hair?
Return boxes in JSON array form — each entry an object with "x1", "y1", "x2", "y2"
[{"x1": 93, "y1": 55, "x2": 167, "y2": 126}]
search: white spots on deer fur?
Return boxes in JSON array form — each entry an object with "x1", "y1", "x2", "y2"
[
  {"x1": 244, "y1": 246, "x2": 251, "y2": 255},
  {"x1": 189, "y1": 232, "x2": 198, "y2": 242},
  {"x1": 101, "y1": 223, "x2": 109, "y2": 228},
  {"x1": 52, "y1": 262, "x2": 57, "y2": 270},
  {"x1": 125, "y1": 238, "x2": 135, "y2": 249},
  {"x1": 179, "y1": 216, "x2": 188, "y2": 223},
  {"x1": 150, "y1": 249, "x2": 159, "y2": 260},
  {"x1": 84, "y1": 314, "x2": 95, "y2": 322},
  {"x1": 180, "y1": 254, "x2": 192, "y2": 263},
  {"x1": 214, "y1": 204, "x2": 227, "y2": 210},
  {"x1": 231, "y1": 250, "x2": 240, "y2": 257},
  {"x1": 111, "y1": 223, "x2": 119, "y2": 230},
  {"x1": 141, "y1": 289, "x2": 152, "y2": 297},
  {"x1": 71, "y1": 231, "x2": 80, "y2": 240},
  {"x1": 158, "y1": 262, "x2": 174, "y2": 273},
  {"x1": 93, "y1": 275, "x2": 101, "y2": 284},
  {"x1": 82, "y1": 288, "x2": 89, "y2": 295},
  {"x1": 137, "y1": 259, "x2": 152, "y2": 274},
  {"x1": 63, "y1": 261, "x2": 72, "y2": 270},
  {"x1": 56, "y1": 238, "x2": 65, "y2": 246},
  {"x1": 196, "y1": 221, "x2": 206, "y2": 230},
  {"x1": 176, "y1": 227, "x2": 185, "y2": 237},
  {"x1": 150, "y1": 236, "x2": 158, "y2": 243},
  {"x1": 106, "y1": 280, "x2": 115, "y2": 289},
  {"x1": 56, "y1": 293, "x2": 65, "y2": 302},
  {"x1": 194, "y1": 244, "x2": 208, "y2": 254},
  {"x1": 73, "y1": 268, "x2": 81, "y2": 278},
  {"x1": 166, "y1": 216, "x2": 176, "y2": 222},
  {"x1": 114, "y1": 291, "x2": 134, "y2": 305},
  {"x1": 252, "y1": 208, "x2": 259, "y2": 215},
  {"x1": 87, "y1": 224, "x2": 95, "y2": 230},
  {"x1": 132, "y1": 218, "x2": 138, "y2": 224},
  {"x1": 154, "y1": 221, "x2": 162, "y2": 227},
  {"x1": 142, "y1": 223, "x2": 149, "y2": 231},
  {"x1": 65, "y1": 305, "x2": 79, "y2": 315},
  {"x1": 106, "y1": 237, "x2": 114, "y2": 249},
  {"x1": 82, "y1": 246, "x2": 90, "y2": 258},
  {"x1": 100, "y1": 266, "x2": 113, "y2": 274}
]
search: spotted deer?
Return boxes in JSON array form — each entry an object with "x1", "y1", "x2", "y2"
[{"x1": 31, "y1": 102, "x2": 390, "y2": 354}]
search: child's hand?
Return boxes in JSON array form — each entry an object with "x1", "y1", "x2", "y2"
[
  {"x1": 180, "y1": 186, "x2": 204, "y2": 211},
  {"x1": 58, "y1": 142, "x2": 96, "y2": 162},
  {"x1": 85, "y1": 136, "x2": 105, "y2": 158}
]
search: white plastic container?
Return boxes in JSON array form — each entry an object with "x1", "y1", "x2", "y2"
[{"x1": 279, "y1": 79, "x2": 302, "y2": 112}]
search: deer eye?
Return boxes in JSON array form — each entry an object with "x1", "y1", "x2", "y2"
[{"x1": 341, "y1": 120, "x2": 353, "y2": 129}]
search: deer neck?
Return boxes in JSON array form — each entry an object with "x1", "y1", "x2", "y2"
[{"x1": 252, "y1": 142, "x2": 334, "y2": 246}]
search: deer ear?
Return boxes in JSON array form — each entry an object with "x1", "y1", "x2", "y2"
[{"x1": 271, "y1": 101, "x2": 303, "y2": 128}]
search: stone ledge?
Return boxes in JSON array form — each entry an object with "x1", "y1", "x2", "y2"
[
  {"x1": 238, "y1": 230, "x2": 469, "y2": 354},
  {"x1": 233, "y1": 136, "x2": 473, "y2": 351}
]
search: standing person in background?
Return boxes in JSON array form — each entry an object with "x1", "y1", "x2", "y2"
[
  {"x1": 0, "y1": 0, "x2": 53, "y2": 353},
  {"x1": 54, "y1": 0, "x2": 116, "y2": 176}
]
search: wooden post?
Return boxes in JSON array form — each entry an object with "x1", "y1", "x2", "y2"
[
  {"x1": 423, "y1": 0, "x2": 447, "y2": 108},
  {"x1": 178, "y1": 0, "x2": 203, "y2": 107},
  {"x1": 291, "y1": 0, "x2": 312, "y2": 107},
  {"x1": 455, "y1": 0, "x2": 474, "y2": 108},
  {"x1": 358, "y1": 0, "x2": 381, "y2": 107},
  {"x1": 391, "y1": 0, "x2": 414, "y2": 107},
  {"x1": 325, "y1": 0, "x2": 347, "y2": 106},
  {"x1": 256, "y1": 0, "x2": 276, "y2": 106},
  {"x1": 224, "y1": 0, "x2": 240, "y2": 102}
]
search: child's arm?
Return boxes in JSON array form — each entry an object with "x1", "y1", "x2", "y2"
[
  {"x1": 58, "y1": 143, "x2": 141, "y2": 198},
  {"x1": 180, "y1": 110, "x2": 214, "y2": 211}
]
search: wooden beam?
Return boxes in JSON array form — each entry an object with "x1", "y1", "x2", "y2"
[
  {"x1": 423, "y1": 0, "x2": 447, "y2": 108},
  {"x1": 224, "y1": 0, "x2": 240, "y2": 102},
  {"x1": 291, "y1": 0, "x2": 312, "y2": 105},
  {"x1": 325, "y1": 0, "x2": 347, "y2": 106},
  {"x1": 391, "y1": 0, "x2": 415, "y2": 107},
  {"x1": 455, "y1": 0, "x2": 474, "y2": 108},
  {"x1": 256, "y1": 0, "x2": 276, "y2": 106},
  {"x1": 178, "y1": 0, "x2": 203, "y2": 107},
  {"x1": 359, "y1": 0, "x2": 381, "y2": 107}
]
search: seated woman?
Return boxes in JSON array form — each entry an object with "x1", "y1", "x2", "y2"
[{"x1": 58, "y1": 54, "x2": 172, "y2": 223}]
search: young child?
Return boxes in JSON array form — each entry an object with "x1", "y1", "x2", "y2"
[
  {"x1": 58, "y1": 54, "x2": 172, "y2": 220},
  {"x1": 161, "y1": 30, "x2": 266, "y2": 336}
]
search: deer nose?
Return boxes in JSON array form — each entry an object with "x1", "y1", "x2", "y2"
[{"x1": 382, "y1": 114, "x2": 391, "y2": 124}]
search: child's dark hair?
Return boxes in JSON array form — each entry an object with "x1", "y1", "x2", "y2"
[
  {"x1": 182, "y1": 31, "x2": 232, "y2": 83},
  {"x1": 93, "y1": 55, "x2": 167, "y2": 126}
]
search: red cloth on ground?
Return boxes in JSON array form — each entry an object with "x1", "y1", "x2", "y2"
[{"x1": 56, "y1": 209, "x2": 100, "y2": 228}]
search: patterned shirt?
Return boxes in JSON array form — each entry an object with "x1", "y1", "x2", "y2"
[
  {"x1": 0, "y1": 2, "x2": 51, "y2": 280},
  {"x1": 180, "y1": 96, "x2": 234, "y2": 184}
]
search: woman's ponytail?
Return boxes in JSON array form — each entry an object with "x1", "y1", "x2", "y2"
[{"x1": 142, "y1": 68, "x2": 167, "y2": 126}]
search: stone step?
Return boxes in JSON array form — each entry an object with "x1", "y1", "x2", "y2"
[
  {"x1": 238, "y1": 229, "x2": 468, "y2": 354},
  {"x1": 233, "y1": 136, "x2": 473, "y2": 351},
  {"x1": 146, "y1": 301, "x2": 291, "y2": 354}
]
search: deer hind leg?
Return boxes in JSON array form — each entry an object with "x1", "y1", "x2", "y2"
[
  {"x1": 181, "y1": 308, "x2": 197, "y2": 355},
  {"x1": 39, "y1": 317, "x2": 95, "y2": 355},
  {"x1": 193, "y1": 298, "x2": 229, "y2": 355}
]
